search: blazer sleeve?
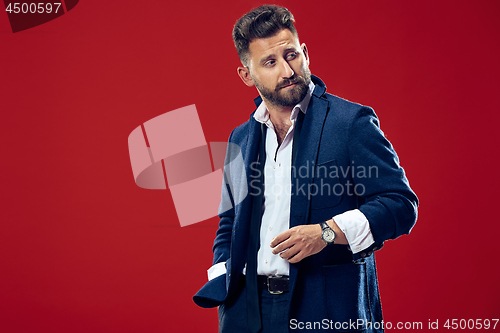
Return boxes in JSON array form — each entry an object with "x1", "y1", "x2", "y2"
[{"x1": 348, "y1": 106, "x2": 418, "y2": 255}]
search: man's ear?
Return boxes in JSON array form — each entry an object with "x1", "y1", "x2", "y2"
[
  {"x1": 237, "y1": 66, "x2": 255, "y2": 87},
  {"x1": 301, "y1": 43, "x2": 310, "y2": 65}
]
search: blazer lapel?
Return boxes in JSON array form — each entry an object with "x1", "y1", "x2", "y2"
[
  {"x1": 244, "y1": 116, "x2": 262, "y2": 177},
  {"x1": 228, "y1": 111, "x2": 262, "y2": 286},
  {"x1": 290, "y1": 84, "x2": 329, "y2": 229},
  {"x1": 288, "y1": 80, "x2": 329, "y2": 303}
]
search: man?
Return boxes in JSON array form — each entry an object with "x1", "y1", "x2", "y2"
[{"x1": 194, "y1": 5, "x2": 418, "y2": 333}]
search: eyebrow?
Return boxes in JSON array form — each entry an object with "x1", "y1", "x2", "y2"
[
  {"x1": 259, "y1": 54, "x2": 276, "y2": 65},
  {"x1": 258, "y1": 47, "x2": 299, "y2": 65}
]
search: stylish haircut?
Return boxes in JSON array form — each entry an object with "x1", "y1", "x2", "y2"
[{"x1": 232, "y1": 5, "x2": 297, "y2": 66}]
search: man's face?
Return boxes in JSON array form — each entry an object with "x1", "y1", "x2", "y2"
[{"x1": 243, "y1": 29, "x2": 311, "y2": 108}]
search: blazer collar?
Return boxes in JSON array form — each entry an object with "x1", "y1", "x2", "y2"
[{"x1": 311, "y1": 74, "x2": 327, "y2": 98}]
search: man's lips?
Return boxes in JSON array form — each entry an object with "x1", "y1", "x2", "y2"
[{"x1": 279, "y1": 82, "x2": 298, "y2": 89}]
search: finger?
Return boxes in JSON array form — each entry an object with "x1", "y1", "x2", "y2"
[
  {"x1": 280, "y1": 244, "x2": 300, "y2": 260},
  {"x1": 270, "y1": 229, "x2": 291, "y2": 248},
  {"x1": 272, "y1": 238, "x2": 293, "y2": 255},
  {"x1": 288, "y1": 251, "x2": 305, "y2": 264}
]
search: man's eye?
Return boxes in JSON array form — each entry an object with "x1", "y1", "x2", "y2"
[
  {"x1": 265, "y1": 60, "x2": 275, "y2": 66},
  {"x1": 287, "y1": 52, "x2": 297, "y2": 60}
]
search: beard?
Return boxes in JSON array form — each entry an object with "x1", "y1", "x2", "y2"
[{"x1": 253, "y1": 66, "x2": 312, "y2": 108}]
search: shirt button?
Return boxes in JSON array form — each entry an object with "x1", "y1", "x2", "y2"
[
  {"x1": 269, "y1": 226, "x2": 273, "y2": 231},
  {"x1": 277, "y1": 195, "x2": 281, "y2": 201},
  {"x1": 265, "y1": 259, "x2": 268, "y2": 264}
]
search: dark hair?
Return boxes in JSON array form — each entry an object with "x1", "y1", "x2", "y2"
[{"x1": 232, "y1": 5, "x2": 297, "y2": 66}]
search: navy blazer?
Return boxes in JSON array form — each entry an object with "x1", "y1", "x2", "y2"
[{"x1": 194, "y1": 75, "x2": 418, "y2": 332}]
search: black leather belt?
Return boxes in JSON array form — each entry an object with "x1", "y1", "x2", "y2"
[{"x1": 257, "y1": 275, "x2": 289, "y2": 294}]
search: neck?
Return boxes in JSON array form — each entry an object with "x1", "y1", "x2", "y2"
[
  {"x1": 263, "y1": 99, "x2": 293, "y2": 126},
  {"x1": 263, "y1": 100, "x2": 294, "y2": 147}
]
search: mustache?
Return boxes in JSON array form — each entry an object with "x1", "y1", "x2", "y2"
[{"x1": 276, "y1": 75, "x2": 304, "y2": 90}]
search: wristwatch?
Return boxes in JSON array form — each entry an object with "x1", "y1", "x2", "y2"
[{"x1": 320, "y1": 221, "x2": 336, "y2": 245}]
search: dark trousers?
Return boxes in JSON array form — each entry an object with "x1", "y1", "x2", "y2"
[{"x1": 218, "y1": 279, "x2": 290, "y2": 333}]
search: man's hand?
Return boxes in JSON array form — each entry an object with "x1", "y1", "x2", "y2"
[{"x1": 270, "y1": 219, "x2": 348, "y2": 263}]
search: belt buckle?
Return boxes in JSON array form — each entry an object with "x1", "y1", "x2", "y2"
[{"x1": 267, "y1": 275, "x2": 283, "y2": 295}]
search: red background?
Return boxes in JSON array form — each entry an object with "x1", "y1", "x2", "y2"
[{"x1": 1, "y1": 0, "x2": 499, "y2": 332}]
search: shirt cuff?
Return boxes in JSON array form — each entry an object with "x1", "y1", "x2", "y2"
[
  {"x1": 207, "y1": 262, "x2": 226, "y2": 281},
  {"x1": 333, "y1": 209, "x2": 375, "y2": 254}
]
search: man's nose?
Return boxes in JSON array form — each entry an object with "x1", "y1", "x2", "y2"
[{"x1": 280, "y1": 60, "x2": 294, "y2": 79}]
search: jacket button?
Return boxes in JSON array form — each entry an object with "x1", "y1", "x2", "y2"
[{"x1": 361, "y1": 253, "x2": 366, "y2": 258}]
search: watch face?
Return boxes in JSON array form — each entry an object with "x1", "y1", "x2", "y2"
[{"x1": 323, "y1": 229, "x2": 335, "y2": 242}]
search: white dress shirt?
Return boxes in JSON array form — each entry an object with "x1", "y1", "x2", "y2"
[
  {"x1": 207, "y1": 82, "x2": 375, "y2": 280},
  {"x1": 252, "y1": 83, "x2": 314, "y2": 276}
]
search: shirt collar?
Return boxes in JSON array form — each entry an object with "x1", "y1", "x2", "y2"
[{"x1": 253, "y1": 81, "x2": 315, "y2": 124}]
